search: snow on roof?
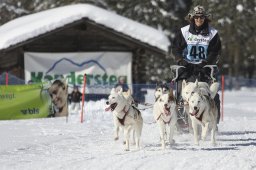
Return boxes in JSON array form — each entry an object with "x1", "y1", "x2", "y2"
[{"x1": 0, "y1": 4, "x2": 170, "y2": 52}]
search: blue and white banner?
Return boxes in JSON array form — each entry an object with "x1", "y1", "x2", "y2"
[{"x1": 24, "y1": 52, "x2": 132, "y2": 94}]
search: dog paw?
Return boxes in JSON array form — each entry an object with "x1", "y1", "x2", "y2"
[
  {"x1": 195, "y1": 143, "x2": 199, "y2": 146},
  {"x1": 161, "y1": 144, "x2": 166, "y2": 150},
  {"x1": 123, "y1": 141, "x2": 126, "y2": 145},
  {"x1": 124, "y1": 148, "x2": 130, "y2": 151},
  {"x1": 135, "y1": 147, "x2": 140, "y2": 151},
  {"x1": 114, "y1": 137, "x2": 119, "y2": 141},
  {"x1": 169, "y1": 139, "x2": 176, "y2": 145},
  {"x1": 211, "y1": 142, "x2": 217, "y2": 146}
]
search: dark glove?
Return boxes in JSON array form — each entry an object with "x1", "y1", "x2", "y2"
[
  {"x1": 177, "y1": 59, "x2": 188, "y2": 67},
  {"x1": 199, "y1": 60, "x2": 207, "y2": 68}
]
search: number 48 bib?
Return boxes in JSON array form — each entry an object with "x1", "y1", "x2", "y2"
[{"x1": 181, "y1": 25, "x2": 218, "y2": 63}]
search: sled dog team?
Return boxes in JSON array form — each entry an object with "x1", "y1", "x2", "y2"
[{"x1": 105, "y1": 80, "x2": 219, "y2": 151}]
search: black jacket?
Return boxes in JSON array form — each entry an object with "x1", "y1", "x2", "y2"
[
  {"x1": 171, "y1": 22, "x2": 221, "y2": 65},
  {"x1": 69, "y1": 91, "x2": 82, "y2": 103}
]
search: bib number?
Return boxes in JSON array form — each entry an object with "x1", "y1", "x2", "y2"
[{"x1": 189, "y1": 45, "x2": 206, "y2": 59}]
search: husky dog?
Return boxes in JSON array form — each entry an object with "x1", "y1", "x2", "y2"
[
  {"x1": 153, "y1": 89, "x2": 178, "y2": 149},
  {"x1": 105, "y1": 88, "x2": 143, "y2": 151},
  {"x1": 154, "y1": 83, "x2": 169, "y2": 101},
  {"x1": 111, "y1": 87, "x2": 136, "y2": 144},
  {"x1": 188, "y1": 81, "x2": 218, "y2": 146},
  {"x1": 181, "y1": 79, "x2": 219, "y2": 131},
  {"x1": 182, "y1": 79, "x2": 219, "y2": 104}
]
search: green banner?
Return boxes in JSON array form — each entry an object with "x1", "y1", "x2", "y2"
[{"x1": 0, "y1": 84, "x2": 51, "y2": 120}]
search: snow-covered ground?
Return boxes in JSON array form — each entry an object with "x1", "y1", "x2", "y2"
[{"x1": 0, "y1": 89, "x2": 256, "y2": 170}]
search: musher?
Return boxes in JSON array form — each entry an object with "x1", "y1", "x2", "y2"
[{"x1": 170, "y1": 5, "x2": 222, "y2": 124}]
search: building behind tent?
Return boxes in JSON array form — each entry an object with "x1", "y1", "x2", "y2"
[{"x1": 0, "y1": 4, "x2": 171, "y2": 101}]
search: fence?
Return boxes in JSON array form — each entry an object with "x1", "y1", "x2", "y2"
[{"x1": 1, "y1": 72, "x2": 256, "y2": 102}]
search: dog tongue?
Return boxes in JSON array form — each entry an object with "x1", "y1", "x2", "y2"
[
  {"x1": 190, "y1": 110, "x2": 198, "y2": 116},
  {"x1": 105, "y1": 106, "x2": 111, "y2": 112},
  {"x1": 164, "y1": 109, "x2": 170, "y2": 115}
]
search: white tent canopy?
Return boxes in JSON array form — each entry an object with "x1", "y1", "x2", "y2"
[{"x1": 0, "y1": 4, "x2": 170, "y2": 52}]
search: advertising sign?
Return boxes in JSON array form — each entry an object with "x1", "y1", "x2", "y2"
[
  {"x1": 0, "y1": 84, "x2": 50, "y2": 120},
  {"x1": 24, "y1": 52, "x2": 132, "y2": 94}
]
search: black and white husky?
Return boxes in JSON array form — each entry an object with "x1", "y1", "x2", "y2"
[
  {"x1": 105, "y1": 88, "x2": 143, "y2": 151},
  {"x1": 154, "y1": 83, "x2": 169, "y2": 101},
  {"x1": 181, "y1": 79, "x2": 219, "y2": 132},
  {"x1": 153, "y1": 89, "x2": 178, "y2": 149},
  {"x1": 187, "y1": 80, "x2": 218, "y2": 146}
]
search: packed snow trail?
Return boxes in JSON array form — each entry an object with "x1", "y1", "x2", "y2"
[{"x1": 0, "y1": 90, "x2": 256, "y2": 170}]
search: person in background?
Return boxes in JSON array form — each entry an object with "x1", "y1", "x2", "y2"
[
  {"x1": 48, "y1": 79, "x2": 68, "y2": 117},
  {"x1": 69, "y1": 85, "x2": 82, "y2": 113},
  {"x1": 171, "y1": 5, "x2": 221, "y2": 124},
  {"x1": 115, "y1": 76, "x2": 129, "y2": 92}
]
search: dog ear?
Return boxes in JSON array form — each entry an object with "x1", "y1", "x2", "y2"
[
  {"x1": 114, "y1": 86, "x2": 123, "y2": 93},
  {"x1": 195, "y1": 79, "x2": 199, "y2": 88},
  {"x1": 110, "y1": 88, "x2": 116, "y2": 94},
  {"x1": 164, "y1": 83, "x2": 169, "y2": 90},
  {"x1": 126, "y1": 88, "x2": 131, "y2": 96},
  {"x1": 117, "y1": 87, "x2": 123, "y2": 94},
  {"x1": 209, "y1": 82, "x2": 219, "y2": 98}
]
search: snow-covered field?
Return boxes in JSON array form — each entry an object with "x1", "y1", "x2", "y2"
[{"x1": 0, "y1": 89, "x2": 256, "y2": 170}]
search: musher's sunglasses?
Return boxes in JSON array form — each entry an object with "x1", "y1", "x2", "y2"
[{"x1": 194, "y1": 16, "x2": 205, "y2": 19}]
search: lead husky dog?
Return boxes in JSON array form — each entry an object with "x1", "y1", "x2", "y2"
[
  {"x1": 153, "y1": 89, "x2": 178, "y2": 149},
  {"x1": 105, "y1": 88, "x2": 143, "y2": 151},
  {"x1": 111, "y1": 87, "x2": 136, "y2": 144},
  {"x1": 181, "y1": 80, "x2": 219, "y2": 132},
  {"x1": 188, "y1": 81, "x2": 218, "y2": 146}
]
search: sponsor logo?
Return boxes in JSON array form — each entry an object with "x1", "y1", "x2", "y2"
[
  {"x1": 29, "y1": 58, "x2": 127, "y2": 86},
  {"x1": 187, "y1": 36, "x2": 209, "y2": 43},
  {"x1": 31, "y1": 72, "x2": 125, "y2": 86},
  {"x1": 20, "y1": 108, "x2": 40, "y2": 115},
  {"x1": 45, "y1": 58, "x2": 107, "y2": 74}
]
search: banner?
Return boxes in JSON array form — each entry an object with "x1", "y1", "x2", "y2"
[
  {"x1": 24, "y1": 52, "x2": 132, "y2": 94},
  {"x1": 0, "y1": 84, "x2": 51, "y2": 120}
]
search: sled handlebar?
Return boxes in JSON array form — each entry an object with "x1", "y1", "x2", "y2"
[
  {"x1": 170, "y1": 65, "x2": 185, "y2": 82},
  {"x1": 170, "y1": 64, "x2": 218, "y2": 82},
  {"x1": 203, "y1": 65, "x2": 218, "y2": 82}
]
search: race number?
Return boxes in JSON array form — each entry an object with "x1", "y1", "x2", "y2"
[{"x1": 188, "y1": 45, "x2": 207, "y2": 60}]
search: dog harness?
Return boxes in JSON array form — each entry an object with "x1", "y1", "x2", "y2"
[
  {"x1": 117, "y1": 104, "x2": 140, "y2": 125},
  {"x1": 117, "y1": 104, "x2": 130, "y2": 125},
  {"x1": 156, "y1": 110, "x2": 172, "y2": 124}
]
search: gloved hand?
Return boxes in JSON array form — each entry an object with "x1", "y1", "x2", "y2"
[
  {"x1": 177, "y1": 59, "x2": 188, "y2": 67},
  {"x1": 199, "y1": 60, "x2": 207, "y2": 68}
]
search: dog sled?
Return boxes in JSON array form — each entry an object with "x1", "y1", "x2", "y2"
[{"x1": 170, "y1": 64, "x2": 219, "y2": 133}]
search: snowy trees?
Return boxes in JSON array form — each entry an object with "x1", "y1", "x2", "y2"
[{"x1": 0, "y1": 0, "x2": 254, "y2": 81}]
